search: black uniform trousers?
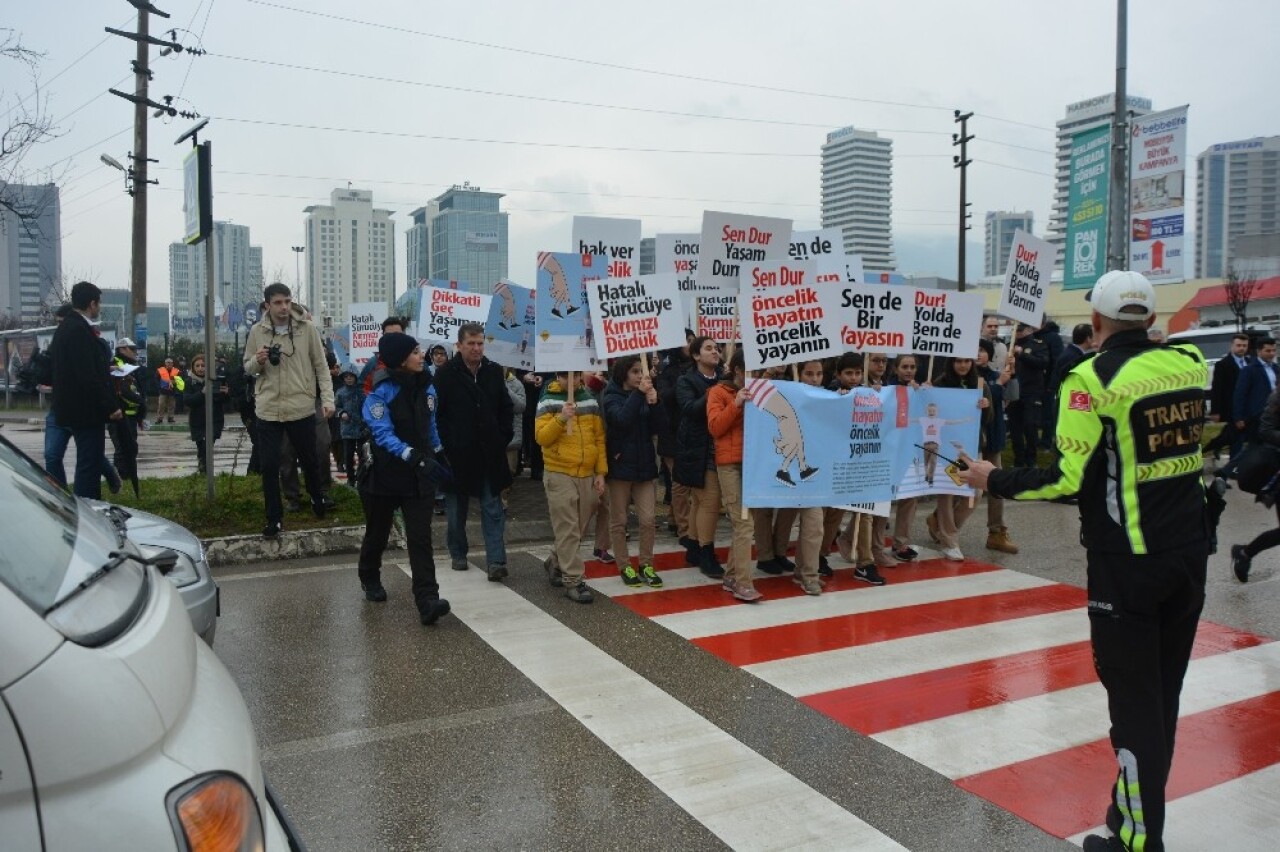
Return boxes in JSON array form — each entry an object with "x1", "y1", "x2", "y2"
[
  {"x1": 358, "y1": 492, "x2": 439, "y2": 613},
  {"x1": 1086, "y1": 544, "x2": 1207, "y2": 852}
]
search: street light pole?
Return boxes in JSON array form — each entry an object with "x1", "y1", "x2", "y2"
[
  {"x1": 1108, "y1": 0, "x2": 1129, "y2": 272},
  {"x1": 292, "y1": 245, "x2": 305, "y2": 305}
]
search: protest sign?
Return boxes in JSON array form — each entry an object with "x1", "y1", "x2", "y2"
[
  {"x1": 1129, "y1": 106, "x2": 1188, "y2": 283},
  {"x1": 841, "y1": 501, "x2": 891, "y2": 518},
  {"x1": 585, "y1": 273, "x2": 685, "y2": 360},
  {"x1": 908, "y1": 287, "x2": 984, "y2": 358},
  {"x1": 347, "y1": 301, "x2": 384, "y2": 368},
  {"x1": 572, "y1": 216, "x2": 641, "y2": 279},
  {"x1": 790, "y1": 227, "x2": 848, "y2": 285},
  {"x1": 696, "y1": 295, "x2": 739, "y2": 342},
  {"x1": 840, "y1": 254, "x2": 866, "y2": 285},
  {"x1": 535, "y1": 252, "x2": 605, "y2": 372},
  {"x1": 416, "y1": 283, "x2": 493, "y2": 350},
  {"x1": 836, "y1": 283, "x2": 912, "y2": 355},
  {"x1": 892, "y1": 386, "x2": 982, "y2": 500},
  {"x1": 697, "y1": 211, "x2": 792, "y2": 292},
  {"x1": 485, "y1": 279, "x2": 536, "y2": 370},
  {"x1": 738, "y1": 260, "x2": 842, "y2": 371},
  {"x1": 998, "y1": 230, "x2": 1054, "y2": 327},
  {"x1": 742, "y1": 380, "x2": 911, "y2": 508},
  {"x1": 656, "y1": 232, "x2": 715, "y2": 328}
]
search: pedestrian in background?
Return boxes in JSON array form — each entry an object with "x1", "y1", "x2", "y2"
[
  {"x1": 334, "y1": 369, "x2": 365, "y2": 483},
  {"x1": 155, "y1": 357, "x2": 180, "y2": 423},
  {"x1": 433, "y1": 323, "x2": 514, "y2": 581},
  {"x1": 183, "y1": 353, "x2": 228, "y2": 475},
  {"x1": 674, "y1": 336, "x2": 724, "y2": 578},
  {"x1": 108, "y1": 337, "x2": 146, "y2": 494},
  {"x1": 357, "y1": 333, "x2": 452, "y2": 626}
]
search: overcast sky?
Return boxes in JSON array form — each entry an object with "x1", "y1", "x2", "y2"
[{"x1": 7, "y1": 0, "x2": 1279, "y2": 304}]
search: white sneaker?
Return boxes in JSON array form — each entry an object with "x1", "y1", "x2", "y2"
[{"x1": 941, "y1": 547, "x2": 964, "y2": 561}]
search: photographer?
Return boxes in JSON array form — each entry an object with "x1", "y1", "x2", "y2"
[
  {"x1": 183, "y1": 353, "x2": 228, "y2": 474},
  {"x1": 243, "y1": 283, "x2": 335, "y2": 538}
]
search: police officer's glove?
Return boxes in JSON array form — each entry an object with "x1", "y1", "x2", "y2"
[{"x1": 409, "y1": 448, "x2": 452, "y2": 485}]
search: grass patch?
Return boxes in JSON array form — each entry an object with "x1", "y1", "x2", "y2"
[{"x1": 109, "y1": 472, "x2": 365, "y2": 538}]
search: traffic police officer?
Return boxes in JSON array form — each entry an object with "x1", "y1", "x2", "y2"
[{"x1": 960, "y1": 270, "x2": 1210, "y2": 852}]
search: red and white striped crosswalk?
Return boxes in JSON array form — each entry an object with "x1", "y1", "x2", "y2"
[{"x1": 581, "y1": 545, "x2": 1280, "y2": 848}]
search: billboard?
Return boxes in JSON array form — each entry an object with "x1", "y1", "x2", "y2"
[
  {"x1": 1129, "y1": 106, "x2": 1188, "y2": 284},
  {"x1": 1063, "y1": 125, "x2": 1111, "y2": 291}
]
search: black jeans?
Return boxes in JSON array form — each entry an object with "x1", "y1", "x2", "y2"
[
  {"x1": 1009, "y1": 393, "x2": 1044, "y2": 466},
  {"x1": 1086, "y1": 544, "x2": 1207, "y2": 852},
  {"x1": 342, "y1": 438, "x2": 363, "y2": 482},
  {"x1": 359, "y1": 492, "x2": 438, "y2": 612},
  {"x1": 258, "y1": 415, "x2": 323, "y2": 525}
]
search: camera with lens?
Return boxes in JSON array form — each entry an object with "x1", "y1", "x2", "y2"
[{"x1": 267, "y1": 344, "x2": 282, "y2": 366}]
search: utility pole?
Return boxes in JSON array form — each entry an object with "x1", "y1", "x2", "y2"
[
  {"x1": 292, "y1": 245, "x2": 305, "y2": 304},
  {"x1": 1107, "y1": 0, "x2": 1130, "y2": 272},
  {"x1": 953, "y1": 110, "x2": 974, "y2": 292}
]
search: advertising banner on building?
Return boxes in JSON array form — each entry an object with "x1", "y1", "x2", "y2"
[
  {"x1": 347, "y1": 301, "x2": 385, "y2": 368},
  {"x1": 571, "y1": 216, "x2": 641, "y2": 279},
  {"x1": 737, "y1": 260, "x2": 842, "y2": 371},
  {"x1": 696, "y1": 211, "x2": 792, "y2": 292},
  {"x1": 535, "y1": 252, "x2": 606, "y2": 372},
  {"x1": 486, "y1": 279, "x2": 536, "y2": 371},
  {"x1": 997, "y1": 230, "x2": 1054, "y2": 327},
  {"x1": 415, "y1": 283, "x2": 493, "y2": 351},
  {"x1": 585, "y1": 273, "x2": 686, "y2": 360},
  {"x1": 742, "y1": 380, "x2": 912, "y2": 508},
  {"x1": 1064, "y1": 125, "x2": 1111, "y2": 291},
  {"x1": 1129, "y1": 105, "x2": 1189, "y2": 284}
]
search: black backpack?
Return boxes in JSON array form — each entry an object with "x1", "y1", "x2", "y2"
[{"x1": 17, "y1": 349, "x2": 53, "y2": 390}]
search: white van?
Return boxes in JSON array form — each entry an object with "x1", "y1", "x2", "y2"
[{"x1": 1167, "y1": 324, "x2": 1275, "y2": 366}]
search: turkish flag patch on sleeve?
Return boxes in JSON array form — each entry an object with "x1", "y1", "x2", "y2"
[{"x1": 1068, "y1": 390, "x2": 1092, "y2": 412}]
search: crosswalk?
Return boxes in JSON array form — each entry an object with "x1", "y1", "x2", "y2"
[{"x1": 578, "y1": 544, "x2": 1280, "y2": 849}]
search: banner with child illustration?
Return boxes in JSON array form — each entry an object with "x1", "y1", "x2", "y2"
[
  {"x1": 891, "y1": 386, "x2": 982, "y2": 500},
  {"x1": 742, "y1": 382, "x2": 980, "y2": 508},
  {"x1": 535, "y1": 252, "x2": 606, "y2": 372},
  {"x1": 741, "y1": 380, "x2": 911, "y2": 508}
]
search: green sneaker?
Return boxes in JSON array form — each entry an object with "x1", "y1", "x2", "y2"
[
  {"x1": 620, "y1": 564, "x2": 643, "y2": 587},
  {"x1": 639, "y1": 563, "x2": 663, "y2": 588}
]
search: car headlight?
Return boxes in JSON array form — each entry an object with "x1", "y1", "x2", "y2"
[
  {"x1": 137, "y1": 544, "x2": 201, "y2": 588},
  {"x1": 167, "y1": 772, "x2": 265, "y2": 852}
]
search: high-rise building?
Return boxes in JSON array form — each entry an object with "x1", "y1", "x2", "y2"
[
  {"x1": 820, "y1": 127, "x2": 895, "y2": 272},
  {"x1": 639, "y1": 237, "x2": 655, "y2": 275},
  {"x1": 304, "y1": 188, "x2": 396, "y2": 327},
  {"x1": 406, "y1": 201, "x2": 438, "y2": 286},
  {"x1": 168, "y1": 222, "x2": 264, "y2": 339},
  {"x1": 1048, "y1": 93, "x2": 1153, "y2": 268},
  {"x1": 0, "y1": 183, "x2": 61, "y2": 322},
  {"x1": 427, "y1": 186, "x2": 508, "y2": 293},
  {"x1": 984, "y1": 211, "x2": 1035, "y2": 277},
  {"x1": 1195, "y1": 136, "x2": 1280, "y2": 279}
]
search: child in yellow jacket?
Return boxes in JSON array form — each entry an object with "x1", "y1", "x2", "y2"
[{"x1": 536, "y1": 373, "x2": 607, "y2": 603}]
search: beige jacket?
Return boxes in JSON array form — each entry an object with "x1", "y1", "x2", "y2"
[{"x1": 243, "y1": 304, "x2": 335, "y2": 422}]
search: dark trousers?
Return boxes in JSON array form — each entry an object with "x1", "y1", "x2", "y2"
[
  {"x1": 109, "y1": 416, "x2": 139, "y2": 481},
  {"x1": 1218, "y1": 418, "x2": 1259, "y2": 480},
  {"x1": 70, "y1": 425, "x2": 107, "y2": 499},
  {"x1": 359, "y1": 492, "x2": 438, "y2": 612},
  {"x1": 280, "y1": 410, "x2": 332, "y2": 501},
  {"x1": 342, "y1": 438, "x2": 362, "y2": 481},
  {"x1": 1087, "y1": 544, "x2": 1207, "y2": 852},
  {"x1": 1243, "y1": 505, "x2": 1280, "y2": 558},
  {"x1": 1008, "y1": 393, "x2": 1044, "y2": 466},
  {"x1": 258, "y1": 415, "x2": 323, "y2": 524}
]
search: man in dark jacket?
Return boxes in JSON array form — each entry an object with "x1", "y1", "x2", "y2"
[
  {"x1": 434, "y1": 322, "x2": 514, "y2": 581},
  {"x1": 1205, "y1": 333, "x2": 1250, "y2": 463},
  {"x1": 1008, "y1": 322, "x2": 1052, "y2": 466},
  {"x1": 1228, "y1": 337, "x2": 1279, "y2": 469},
  {"x1": 1038, "y1": 318, "x2": 1066, "y2": 449},
  {"x1": 49, "y1": 281, "x2": 123, "y2": 498}
]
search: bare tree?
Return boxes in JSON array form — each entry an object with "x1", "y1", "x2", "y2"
[
  {"x1": 1224, "y1": 267, "x2": 1259, "y2": 332},
  {"x1": 1, "y1": 31, "x2": 61, "y2": 230}
]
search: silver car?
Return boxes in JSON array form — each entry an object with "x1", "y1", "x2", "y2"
[{"x1": 0, "y1": 434, "x2": 302, "y2": 850}]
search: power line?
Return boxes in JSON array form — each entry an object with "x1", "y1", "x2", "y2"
[
  {"x1": 0, "y1": 15, "x2": 134, "y2": 123},
  {"x1": 974, "y1": 158, "x2": 1054, "y2": 177},
  {"x1": 150, "y1": 164, "x2": 956, "y2": 213},
  {"x1": 245, "y1": 0, "x2": 1055, "y2": 133},
  {"x1": 176, "y1": 0, "x2": 217, "y2": 100}
]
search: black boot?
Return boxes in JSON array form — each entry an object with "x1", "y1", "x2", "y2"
[
  {"x1": 680, "y1": 536, "x2": 700, "y2": 566},
  {"x1": 699, "y1": 544, "x2": 724, "y2": 579}
]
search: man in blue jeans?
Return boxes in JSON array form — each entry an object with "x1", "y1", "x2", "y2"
[
  {"x1": 48, "y1": 282, "x2": 123, "y2": 499},
  {"x1": 432, "y1": 323, "x2": 514, "y2": 581}
]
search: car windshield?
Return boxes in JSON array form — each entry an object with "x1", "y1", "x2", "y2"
[{"x1": 0, "y1": 437, "x2": 98, "y2": 611}]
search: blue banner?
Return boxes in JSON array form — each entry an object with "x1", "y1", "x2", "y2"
[
  {"x1": 535, "y1": 252, "x2": 605, "y2": 372},
  {"x1": 742, "y1": 381, "x2": 981, "y2": 508},
  {"x1": 486, "y1": 279, "x2": 536, "y2": 371}
]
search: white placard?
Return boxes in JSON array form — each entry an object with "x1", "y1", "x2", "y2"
[
  {"x1": 697, "y1": 211, "x2": 793, "y2": 292},
  {"x1": 586, "y1": 274, "x2": 687, "y2": 360},
  {"x1": 997, "y1": 229, "x2": 1054, "y2": 327},
  {"x1": 572, "y1": 216, "x2": 642, "y2": 279},
  {"x1": 416, "y1": 285, "x2": 494, "y2": 350},
  {"x1": 347, "y1": 301, "x2": 385, "y2": 367},
  {"x1": 738, "y1": 260, "x2": 841, "y2": 371}
]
